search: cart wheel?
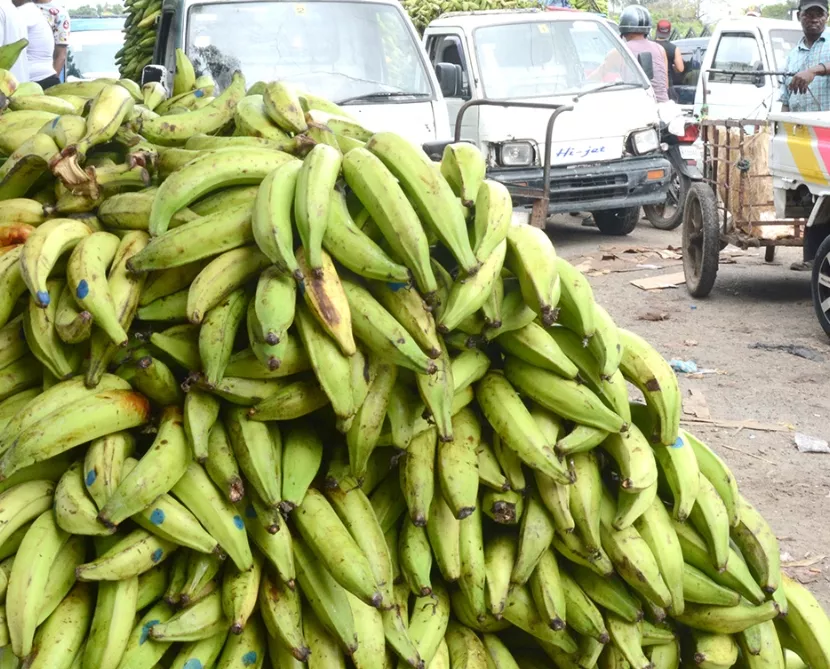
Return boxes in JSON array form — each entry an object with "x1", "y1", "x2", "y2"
[
  {"x1": 682, "y1": 182, "x2": 720, "y2": 298},
  {"x1": 765, "y1": 246, "x2": 776, "y2": 262},
  {"x1": 812, "y1": 234, "x2": 830, "y2": 338}
]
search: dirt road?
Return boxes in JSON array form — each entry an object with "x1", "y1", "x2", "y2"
[{"x1": 547, "y1": 213, "x2": 830, "y2": 607}]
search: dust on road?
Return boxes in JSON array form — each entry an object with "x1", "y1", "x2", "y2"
[{"x1": 547, "y1": 213, "x2": 830, "y2": 607}]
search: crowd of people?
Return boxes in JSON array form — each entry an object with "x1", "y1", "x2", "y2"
[{"x1": 0, "y1": 0, "x2": 69, "y2": 87}]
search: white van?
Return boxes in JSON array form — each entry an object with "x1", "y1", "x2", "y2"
[
  {"x1": 423, "y1": 9, "x2": 671, "y2": 235},
  {"x1": 693, "y1": 17, "x2": 801, "y2": 121},
  {"x1": 148, "y1": 0, "x2": 449, "y2": 145}
]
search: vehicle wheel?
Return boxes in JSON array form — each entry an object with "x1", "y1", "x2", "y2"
[
  {"x1": 682, "y1": 182, "x2": 720, "y2": 298},
  {"x1": 812, "y1": 234, "x2": 830, "y2": 338},
  {"x1": 644, "y1": 173, "x2": 689, "y2": 231},
  {"x1": 592, "y1": 207, "x2": 641, "y2": 236},
  {"x1": 765, "y1": 246, "x2": 776, "y2": 262}
]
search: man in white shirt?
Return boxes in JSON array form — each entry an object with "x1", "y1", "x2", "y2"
[
  {"x1": 0, "y1": 0, "x2": 29, "y2": 82},
  {"x1": 34, "y1": 0, "x2": 68, "y2": 76},
  {"x1": 13, "y1": 0, "x2": 57, "y2": 87}
]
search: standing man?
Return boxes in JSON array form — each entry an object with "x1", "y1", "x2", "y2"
[
  {"x1": 780, "y1": 0, "x2": 830, "y2": 270},
  {"x1": 618, "y1": 5, "x2": 670, "y2": 102},
  {"x1": 13, "y1": 0, "x2": 58, "y2": 87},
  {"x1": 34, "y1": 0, "x2": 68, "y2": 79},
  {"x1": 0, "y1": 0, "x2": 29, "y2": 82},
  {"x1": 654, "y1": 18, "x2": 684, "y2": 97}
]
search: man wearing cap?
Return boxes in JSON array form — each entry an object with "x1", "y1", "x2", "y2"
[
  {"x1": 654, "y1": 18, "x2": 685, "y2": 99},
  {"x1": 780, "y1": 0, "x2": 830, "y2": 270}
]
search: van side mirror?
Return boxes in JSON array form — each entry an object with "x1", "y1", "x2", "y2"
[
  {"x1": 435, "y1": 63, "x2": 462, "y2": 98},
  {"x1": 141, "y1": 64, "x2": 166, "y2": 87},
  {"x1": 637, "y1": 52, "x2": 654, "y2": 80},
  {"x1": 754, "y1": 62, "x2": 766, "y2": 88}
]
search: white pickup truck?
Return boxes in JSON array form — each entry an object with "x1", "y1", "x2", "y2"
[
  {"x1": 768, "y1": 111, "x2": 830, "y2": 337},
  {"x1": 422, "y1": 8, "x2": 671, "y2": 235}
]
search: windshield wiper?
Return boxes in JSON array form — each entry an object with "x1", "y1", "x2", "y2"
[
  {"x1": 336, "y1": 91, "x2": 430, "y2": 104},
  {"x1": 573, "y1": 81, "x2": 643, "y2": 100}
]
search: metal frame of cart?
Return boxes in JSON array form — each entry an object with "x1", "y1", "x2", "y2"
[{"x1": 681, "y1": 115, "x2": 808, "y2": 298}]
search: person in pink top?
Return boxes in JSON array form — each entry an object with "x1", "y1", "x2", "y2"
[{"x1": 618, "y1": 5, "x2": 670, "y2": 102}]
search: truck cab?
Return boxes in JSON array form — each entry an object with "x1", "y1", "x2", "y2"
[
  {"x1": 423, "y1": 9, "x2": 671, "y2": 235},
  {"x1": 149, "y1": 0, "x2": 449, "y2": 144},
  {"x1": 693, "y1": 17, "x2": 801, "y2": 121}
]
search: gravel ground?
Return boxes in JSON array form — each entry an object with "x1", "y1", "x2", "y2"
[{"x1": 541, "y1": 212, "x2": 830, "y2": 608}]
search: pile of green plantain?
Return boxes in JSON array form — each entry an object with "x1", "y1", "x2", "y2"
[
  {"x1": 401, "y1": 0, "x2": 540, "y2": 34},
  {"x1": 0, "y1": 49, "x2": 828, "y2": 669},
  {"x1": 116, "y1": 0, "x2": 162, "y2": 84}
]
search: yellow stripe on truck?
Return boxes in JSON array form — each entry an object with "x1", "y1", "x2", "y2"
[{"x1": 783, "y1": 122, "x2": 829, "y2": 186}]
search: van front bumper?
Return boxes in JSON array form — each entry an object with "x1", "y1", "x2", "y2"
[{"x1": 489, "y1": 154, "x2": 672, "y2": 213}]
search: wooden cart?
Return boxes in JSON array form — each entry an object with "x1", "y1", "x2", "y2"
[{"x1": 681, "y1": 111, "x2": 830, "y2": 338}]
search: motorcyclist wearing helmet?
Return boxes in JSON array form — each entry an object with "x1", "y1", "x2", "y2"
[{"x1": 614, "y1": 5, "x2": 670, "y2": 102}]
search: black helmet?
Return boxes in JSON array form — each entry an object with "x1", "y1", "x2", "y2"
[{"x1": 618, "y1": 5, "x2": 652, "y2": 35}]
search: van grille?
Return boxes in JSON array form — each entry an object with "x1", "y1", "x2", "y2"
[{"x1": 548, "y1": 174, "x2": 628, "y2": 204}]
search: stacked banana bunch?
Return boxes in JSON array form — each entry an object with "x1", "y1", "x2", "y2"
[
  {"x1": 401, "y1": 0, "x2": 539, "y2": 34},
  {"x1": 117, "y1": 0, "x2": 162, "y2": 82},
  {"x1": 0, "y1": 49, "x2": 829, "y2": 669}
]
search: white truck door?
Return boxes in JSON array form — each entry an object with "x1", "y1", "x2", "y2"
[
  {"x1": 701, "y1": 30, "x2": 775, "y2": 120},
  {"x1": 424, "y1": 30, "x2": 478, "y2": 142}
]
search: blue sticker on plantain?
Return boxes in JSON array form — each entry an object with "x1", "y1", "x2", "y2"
[
  {"x1": 150, "y1": 509, "x2": 165, "y2": 525},
  {"x1": 151, "y1": 548, "x2": 163, "y2": 562},
  {"x1": 76, "y1": 279, "x2": 89, "y2": 299},
  {"x1": 242, "y1": 651, "x2": 257, "y2": 666},
  {"x1": 85, "y1": 470, "x2": 97, "y2": 486},
  {"x1": 139, "y1": 620, "x2": 159, "y2": 644},
  {"x1": 233, "y1": 515, "x2": 244, "y2": 530}
]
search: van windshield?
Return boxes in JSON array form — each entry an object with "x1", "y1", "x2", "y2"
[
  {"x1": 472, "y1": 19, "x2": 645, "y2": 99},
  {"x1": 185, "y1": 1, "x2": 432, "y2": 102}
]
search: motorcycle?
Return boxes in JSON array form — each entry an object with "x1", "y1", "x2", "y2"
[{"x1": 643, "y1": 105, "x2": 703, "y2": 231}]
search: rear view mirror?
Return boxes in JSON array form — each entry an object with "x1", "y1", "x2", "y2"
[
  {"x1": 637, "y1": 52, "x2": 654, "y2": 80},
  {"x1": 435, "y1": 63, "x2": 462, "y2": 98},
  {"x1": 141, "y1": 64, "x2": 166, "y2": 87},
  {"x1": 754, "y1": 62, "x2": 766, "y2": 88}
]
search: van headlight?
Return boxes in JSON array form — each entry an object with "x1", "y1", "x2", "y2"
[
  {"x1": 499, "y1": 141, "x2": 535, "y2": 167},
  {"x1": 630, "y1": 128, "x2": 660, "y2": 155}
]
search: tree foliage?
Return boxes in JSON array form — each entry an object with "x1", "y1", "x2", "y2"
[
  {"x1": 68, "y1": 3, "x2": 125, "y2": 18},
  {"x1": 761, "y1": 2, "x2": 796, "y2": 19}
]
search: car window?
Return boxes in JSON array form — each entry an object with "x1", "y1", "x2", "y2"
[
  {"x1": 709, "y1": 32, "x2": 762, "y2": 84},
  {"x1": 769, "y1": 29, "x2": 801, "y2": 69},
  {"x1": 679, "y1": 46, "x2": 705, "y2": 87},
  {"x1": 428, "y1": 34, "x2": 471, "y2": 98}
]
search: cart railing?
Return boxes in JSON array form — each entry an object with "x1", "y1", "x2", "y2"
[{"x1": 696, "y1": 116, "x2": 806, "y2": 246}]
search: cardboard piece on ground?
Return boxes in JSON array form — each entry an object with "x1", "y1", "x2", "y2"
[
  {"x1": 656, "y1": 249, "x2": 682, "y2": 260},
  {"x1": 683, "y1": 388, "x2": 711, "y2": 420},
  {"x1": 630, "y1": 272, "x2": 687, "y2": 290}
]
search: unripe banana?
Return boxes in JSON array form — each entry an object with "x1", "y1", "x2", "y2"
[
  {"x1": 294, "y1": 143, "x2": 341, "y2": 276},
  {"x1": 149, "y1": 147, "x2": 297, "y2": 236},
  {"x1": 342, "y1": 148, "x2": 437, "y2": 298}
]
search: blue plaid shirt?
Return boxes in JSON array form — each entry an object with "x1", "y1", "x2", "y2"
[{"x1": 780, "y1": 27, "x2": 830, "y2": 112}]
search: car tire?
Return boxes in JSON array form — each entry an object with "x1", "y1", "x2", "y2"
[
  {"x1": 811, "y1": 233, "x2": 830, "y2": 338},
  {"x1": 591, "y1": 207, "x2": 641, "y2": 236},
  {"x1": 644, "y1": 173, "x2": 689, "y2": 231}
]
